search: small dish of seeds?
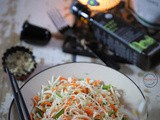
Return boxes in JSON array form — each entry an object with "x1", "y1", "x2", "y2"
[{"x1": 2, "y1": 46, "x2": 37, "y2": 80}]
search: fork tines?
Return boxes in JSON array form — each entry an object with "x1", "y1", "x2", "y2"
[{"x1": 48, "y1": 8, "x2": 68, "y2": 32}]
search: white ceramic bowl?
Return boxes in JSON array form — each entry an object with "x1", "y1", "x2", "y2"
[{"x1": 8, "y1": 62, "x2": 145, "y2": 120}]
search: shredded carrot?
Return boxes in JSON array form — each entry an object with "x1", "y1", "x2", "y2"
[
  {"x1": 45, "y1": 93, "x2": 51, "y2": 99},
  {"x1": 95, "y1": 115, "x2": 101, "y2": 119},
  {"x1": 83, "y1": 118, "x2": 89, "y2": 120},
  {"x1": 59, "y1": 76, "x2": 67, "y2": 81},
  {"x1": 63, "y1": 115, "x2": 71, "y2": 120},
  {"x1": 72, "y1": 83, "x2": 78, "y2": 88},
  {"x1": 33, "y1": 101, "x2": 37, "y2": 107},
  {"x1": 86, "y1": 78, "x2": 90, "y2": 84},
  {"x1": 62, "y1": 83, "x2": 72, "y2": 86},
  {"x1": 30, "y1": 113, "x2": 34, "y2": 120},
  {"x1": 71, "y1": 95, "x2": 75, "y2": 99},
  {"x1": 88, "y1": 102, "x2": 94, "y2": 106},
  {"x1": 55, "y1": 107, "x2": 60, "y2": 112},
  {"x1": 110, "y1": 103, "x2": 118, "y2": 112},
  {"x1": 33, "y1": 95, "x2": 39, "y2": 106},
  {"x1": 93, "y1": 80, "x2": 100, "y2": 86},
  {"x1": 86, "y1": 88, "x2": 89, "y2": 94},
  {"x1": 99, "y1": 98, "x2": 102, "y2": 105},
  {"x1": 62, "y1": 83, "x2": 78, "y2": 88},
  {"x1": 52, "y1": 86, "x2": 59, "y2": 92},
  {"x1": 85, "y1": 107, "x2": 93, "y2": 116},
  {"x1": 34, "y1": 95, "x2": 39, "y2": 102},
  {"x1": 102, "y1": 94, "x2": 106, "y2": 98},
  {"x1": 65, "y1": 99, "x2": 72, "y2": 107},
  {"x1": 93, "y1": 106, "x2": 98, "y2": 110},
  {"x1": 63, "y1": 88, "x2": 67, "y2": 92},
  {"x1": 71, "y1": 78, "x2": 76, "y2": 83},
  {"x1": 78, "y1": 105, "x2": 82, "y2": 109},
  {"x1": 74, "y1": 91, "x2": 78, "y2": 94},
  {"x1": 41, "y1": 101, "x2": 52, "y2": 106},
  {"x1": 82, "y1": 88, "x2": 89, "y2": 94}
]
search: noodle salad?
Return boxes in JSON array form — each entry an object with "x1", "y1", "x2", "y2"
[{"x1": 30, "y1": 76, "x2": 128, "y2": 120}]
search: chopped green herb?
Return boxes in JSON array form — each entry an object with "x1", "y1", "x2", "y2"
[
  {"x1": 37, "y1": 111, "x2": 43, "y2": 118},
  {"x1": 102, "y1": 84, "x2": 112, "y2": 90},
  {"x1": 56, "y1": 92, "x2": 62, "y2": 98},
  {"x1": 103, "y1": 101, "x2": 108, "y2": 105},
  {"x1": 90, "y1": 1, "x2": 94, "y2": 6},
  {"x1": 108, "y1": 110, "x2": 115, "y2": 117},
  {"x1": 79, "y1": 78, "x2": 85, "y2": 81},
  {"x1": 54, "y1": 109, "x2": 64, "y2": 119}
]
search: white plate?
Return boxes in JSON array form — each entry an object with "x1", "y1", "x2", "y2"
[{"x1": 8, "y1": 62, "x2": 145, "y2": 120}]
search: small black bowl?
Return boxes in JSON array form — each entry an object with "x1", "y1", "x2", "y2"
[{"x1": 2, "y1": 46, "x2": 37, "y2": 81}]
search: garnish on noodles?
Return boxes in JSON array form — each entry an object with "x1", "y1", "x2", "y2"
[{"x1": 30, "y1": 76, "x2": 128, "y2": 120}]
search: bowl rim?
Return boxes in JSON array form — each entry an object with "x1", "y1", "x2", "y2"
[{"x1": 8, "y1": 62, "x2": 145, "y2": 120}]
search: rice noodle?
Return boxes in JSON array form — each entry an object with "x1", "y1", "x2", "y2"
[{"x1": 30, "y1": 76, "x2": 128, "y2": 120}]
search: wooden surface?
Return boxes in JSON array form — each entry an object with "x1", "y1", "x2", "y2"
[{"x1": 0, "y1": 0, "x2": 160, "y2": 120}]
